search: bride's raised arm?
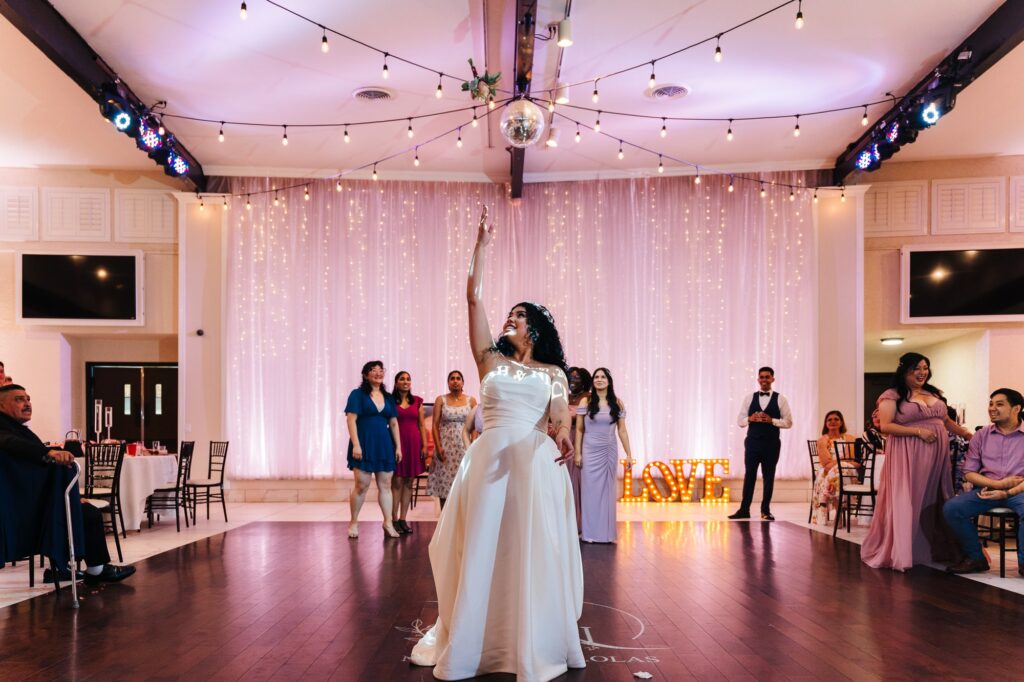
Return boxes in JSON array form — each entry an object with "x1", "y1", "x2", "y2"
[{"x1": 467, "y1": 205, "x2": 496, "y2": 377}]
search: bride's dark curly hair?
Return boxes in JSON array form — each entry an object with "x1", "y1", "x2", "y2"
[{"x1": 494, "y1": 302, "x2": 568, "y2": 374}]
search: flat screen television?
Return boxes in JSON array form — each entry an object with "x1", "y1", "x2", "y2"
[
  {"x1": 16, "y1": 251, "x2": 144, "y2": 326},
  {"x1": 901, "y1": 244, "x2": 1024, "y2": 323}
]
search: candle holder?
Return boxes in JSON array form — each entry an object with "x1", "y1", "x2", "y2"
[
  {"x1": 104, "y1": 407, "x2": 113, "y2": 442},
  {"x1": 93, "y1": 399, "x2": 103, "y2": 444}
]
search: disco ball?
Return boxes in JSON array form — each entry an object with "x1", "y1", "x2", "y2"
[{"x1": 499, "y1": 98, "x2": 546, "y2": 148}]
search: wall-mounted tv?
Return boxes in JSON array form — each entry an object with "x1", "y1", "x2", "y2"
[
  {"x1": 901, "y1": 244, "x2": 1024, "y2": 323},
  {"x1": 16, "y1": 251, "x2": 145, "y2": 326}
]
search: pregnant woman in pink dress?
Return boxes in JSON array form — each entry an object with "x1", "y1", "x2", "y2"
[{"x1": 861, "y1": 353, "x2": 974, "y2": 570}]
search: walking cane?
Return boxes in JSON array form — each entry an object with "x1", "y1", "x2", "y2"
[{"x1": 64, "y1": 460, "x2": 81, "y2": 608}]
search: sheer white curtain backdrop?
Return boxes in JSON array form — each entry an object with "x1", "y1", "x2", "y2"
[{"x1": 225, "y1": 173, "x2": 817, "y2": 480}]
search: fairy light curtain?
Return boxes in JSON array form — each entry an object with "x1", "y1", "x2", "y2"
[{"x1": 225, "y1": 172, "x2": 817, "y2": 479}]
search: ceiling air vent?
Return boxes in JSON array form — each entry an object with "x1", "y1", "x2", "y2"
[
  {"x1": 353, "y1": 87, "x2": 394, "y2": 102},
  {"x1": 647, "y1": 84, "x2": 689, "y2": 101}
]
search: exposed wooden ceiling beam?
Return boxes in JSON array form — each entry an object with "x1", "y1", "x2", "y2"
[{"x1": 509, "y1": 0, "x2": 537, "y2": 199}]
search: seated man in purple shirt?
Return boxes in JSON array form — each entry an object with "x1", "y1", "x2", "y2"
[{"x1": 944, "y1": 388, "x2": 1024, "y2": 575}]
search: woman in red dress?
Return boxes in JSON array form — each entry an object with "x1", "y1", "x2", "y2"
[{"x1": 391, "y1": 371, "x2": 428, "y2": 534}]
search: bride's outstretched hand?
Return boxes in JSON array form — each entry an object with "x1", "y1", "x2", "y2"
[
  {"x1": 554, "y1": 432, "x2": 574, "y2": 466},
  {"x1": 477, "y1": 205, "x2": 494, "y2": 246}
]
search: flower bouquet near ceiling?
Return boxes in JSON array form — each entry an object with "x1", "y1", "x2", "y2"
[{"x1": 461, "y1": 58, "x2": 500, "y2": 102}]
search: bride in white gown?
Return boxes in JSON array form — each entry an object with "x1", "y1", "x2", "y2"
[{"x1": 411, "y1": 206, "x2": 585, "y2": 680}]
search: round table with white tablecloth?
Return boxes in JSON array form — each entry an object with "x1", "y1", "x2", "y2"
[{"x1": 75, "y1": 454, "x2": 179, "y2": 532}]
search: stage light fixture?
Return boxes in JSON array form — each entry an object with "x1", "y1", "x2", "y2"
[
  {"x1": 165, "y1": 151, "x2": 189, "y2": 176},
  {"x1": 545, "y1": 125, "x2": 560, "y2": 148},
  {"x1": 855, "y1": 149, "x2": 874, "y2": 170},
  {"x1": 920, "y1": 102, "x2": 941, "y2": 126},
  {"x1": 136, "y1": 120, "x2": 163, "y2": 152},
  {"x1": 99, "y1": 84, "x2": 138, "y2": 136},
  {"x1": 554, "y1": 82, "x2": 569, "y2": 104},
  {"x1": 556, "y1": 18, "x2": 573, "y2": 47}
]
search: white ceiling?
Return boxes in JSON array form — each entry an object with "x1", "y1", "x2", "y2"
[{"x1": 0, "y1": 0, "x2": 1017, "y2": 181}]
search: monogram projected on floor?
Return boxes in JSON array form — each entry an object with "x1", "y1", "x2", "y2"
[{"x1": 398, "y1": 600, "x2": 665, "y2": 665}]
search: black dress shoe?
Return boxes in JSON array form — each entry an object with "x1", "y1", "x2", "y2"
[
  {"x1": 761, "y1": 512, "x2": 776, "y2": 521},
  {"x1": 42, "y1": 567, "x2": 84, "y2": 583},
  {"x1": 946, "y1": 558, "x2": 989, "y2": 574},
  {"x1": 727, "y1": 510, "x2": 750, "y2": 520},
  {"x1": 84, "y1": 564, "x2": 136, "y2": 585}
]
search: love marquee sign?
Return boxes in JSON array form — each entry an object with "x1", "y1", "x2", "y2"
[{"x1": 619, "y1": 459, "x2": 730, "y2": 503}]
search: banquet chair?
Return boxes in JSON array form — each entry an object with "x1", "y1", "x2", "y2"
[
  {"x1": 85, "y1": 442, "x2": 125, "y2": 561},
  {"x1": 187, "y1": 441, "x2": 229, "y2": 523},
  {"x1": 146, "y1": 441, "x2": 195, "y2": 532},
  {"x1": 806, "y1": 440, "x2": 822, "y2": 523},
  {"x1": 411, "y1": 473, "x2": 429, "y2": 509},
  {"x1": 832, "y1": 439, "x2": 876, "y2": 537},
  {"x1": 977, "y1": 508, "x2": 1018, "y2": 578}
]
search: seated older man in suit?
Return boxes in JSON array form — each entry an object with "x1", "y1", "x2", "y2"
[{"x1": 0, "y1": 384, "x2": 135, "y2": 584}]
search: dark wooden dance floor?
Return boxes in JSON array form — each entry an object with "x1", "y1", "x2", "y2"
[{"x1": 2, "y1": 520, "x2": 1023, "y2": 681}]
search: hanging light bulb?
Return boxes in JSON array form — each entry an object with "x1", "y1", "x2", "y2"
[
  {"x1": 594, "y1": 113, "x2": 601, "y2": 133},
  {"x1": 223, "y1": 197, "x2": 229, "y2": 209},
  {"x1": 793, "y1": 116, "x2": 801, "y2": 137},
  {"x1": 813, "y1": 190, "x2": 819, "y2": 204},
  {"x1": 789, "y1": 189, "x2": 796, "y2": 201},
  {"x1": 574, "y1": 124, "x2": 581, "y2": 143},
  {"x1": 547, "y1": 99, "x2": 555, "y2": 113},
  {"x1": 304, "y1": 186, "x2": 310, "y2": 201},
  {"x1": 714, "y1": 35, "x2": 723, "y2": 63},
  {"x1": 728, "y1": 178, "x2": 735, "y2": 192},
  {"x1": 648, "y1": 62, "x2": 657, "y2": 89},
  {"x1": 336, "y1": 180, "x2": 342, "y2": 192},
  {"x1": 343, "y1": 127, "x2": 350, "y2": 144},
  {"x1": 456, "y1": 128, "x2": 463, "y2": 148},
  {"x1": 658, "y1": 155, "x2": 664, "y2": 173},
  {"x1": 694, "y1": 170, "x2": 701, "y2": 185},
  {"x1": 861, "y1": 106, "x2": 869, "y2": 126},
  {"x1": 382, "y1": 54, "x2": 389, "y2": 79},
  {"x1": 795, "y1": 0, "x2": 805, "y2": 29},
  {"x1": 841, "y1": 188, "x2": 846, "y2": 202},
  {"x1": 218, "y1": 122, "x2": 225, "y2": 143},
  {"x1": 407, "y1": 119, "x2": 414, "y2": 138},
  {"x1": 321, "y1": 29, "x2": 329, "y2": 53},
  {"x1": 592, "y1": 80, "x2": 599, "y2": 104},
  {"x1": 436, "y1": 73, "x2": 443, "y2": 99},
  {"x1": 245, "y1": 195, "x2": 252, "y2": 210},
  {"x1": 471, "y1": 109, "x2": 479, "y2": 128},
  {"x1": 413, "y1": 148, "x2": 420, "y2": 167},
  {"x1": 157, "y1": 116, "x2": 165, "y2": 136},
  {"x1": 726, "y1": 119, "x2": 734, "y2": 141},
  {"x1": 660, "y1": 118, "x2": 668, "y2": 138},
  {"x1": 617, "y1": 141, "x2": 624, "y2": 160},
  {"x1": 199, "y1": 196, "x2": 205, "y2": 210},
  {"x1": 760, "y1": 184, "x2": 766, "y2": 198},
  {"x1": 282, "y1": 125, "x2": 289, "y2": 146},
  {"x1": 240, "y1": 2, "x2": 247, "y2": 20},
  {"x1": 273, "y1": 193, "x2": 280, "y2": 206},
  {"x1": 488, "y1": 96, "x2": 495, "y2": 110},
  {"x1": 372, "y1": 164, "x2": 378, "y2": 181}
]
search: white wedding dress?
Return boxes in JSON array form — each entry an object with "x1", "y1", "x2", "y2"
[{"x1": 411, "y1": 362, "x2": 586, "y2": 681}]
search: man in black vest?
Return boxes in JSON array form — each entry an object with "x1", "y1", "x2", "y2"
[{"x1": 728, "y1": 367, "x2": 792, "y2": 521}]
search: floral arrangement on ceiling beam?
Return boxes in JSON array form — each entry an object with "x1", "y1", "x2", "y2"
[{"x1": 461, "y1": 58, "x2": 501, "y2": 101}]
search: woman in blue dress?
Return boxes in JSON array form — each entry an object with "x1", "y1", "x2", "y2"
[{"x1": 345, "y1": 360, "x2": 403, "y2": 539}]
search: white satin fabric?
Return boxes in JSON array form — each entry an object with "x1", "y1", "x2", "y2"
[{"x1": 411, "y1": 363, "x2": 585, "y2": 681}]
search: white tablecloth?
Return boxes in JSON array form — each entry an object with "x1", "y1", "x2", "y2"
[{"x1": 77, "y1": 455, "x2": 179, "y2": 532}]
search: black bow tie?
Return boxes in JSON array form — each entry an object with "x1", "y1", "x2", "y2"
[{"x1": 759, "y1": 392, "x2": 770, "y2": 396}]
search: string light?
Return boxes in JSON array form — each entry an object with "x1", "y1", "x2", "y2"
[
  {"x1": 617, "y1": 140, "x2": 624, "y2": 160},
  {"x1": 714, "y1": 35, "x2": 723, "y2": 63},
  {"x1": 726, "y1": 119, "x2": 733, "y2": 141},
  {"x1": 789, "y1": 189, "x2": 795, "y2": 201},
  {"x1": 199, "y1": 196, "x2": 205, "y2": 210},
  {"x1": 281, "y1": 125, "x2": 289, "y2": 146},
  {"x1": 660, "y1": 118, "x2": 668, "y2": 138},
  {"x1": 273, "y1": 193, "x2": 280, "y2": 206},
  {"x1": 222, "y1": 197, "x2": 228, "y2": 210},
  {"x1": 435, "y1": 73, "x2": 443, "y2": 99},
  {"x1": 728, "y1": 177, "x2": 734, "y2": 192},
  {"x1": 413, "y1": 148, "x2": 420, "y2": 166},
  {"x1": 658, "y1": 155, "x2": 664, "y2": 173},
  {"x1": 336, "y1": 179, "x2": 342, "y2": 191},
  {"x1": 471, "y1": 108, "x2": 479, "y2": 127},
  {"x1": 343, "y1": 127, "x2": 350, "y2": 143},
  {"x1": 372, "y1": 164, "x2": 378, "y2": 181},
  {"x1": 841, "y1": 187, "x2": 846, "y2": 202},
  {"x1": 648, "y1": 62, "x2": 656, "y2": 89},
  {"x1": 488, "y1": 96, "x2": 495, "y2": 110},
  {"x1": 245, "y1": 195, "x2": 252, "y2": 210},
  {"x1": 592, "y1": 80, "x2": 599, "y2": 104},
  {"x1": 548, "y1": 100, "x2": 555, "y2": 113},
  {"x1": 694, "y1": 170, "x2": 701, "y2": 185},
  {"x1": 813, "y1": 190, "x2": 818, "y2": 203},
  {"x1": 795, "y1": 0, "x2": 805, "y2": 29},
  {"x1": 594, "y1": 113, "x2": 601, "y2": 132},
  {"x1": 239, "y1": 2, "x2": 247, "y2": 20},
  {"x1": 456, "y1": 128, "x2": 463, "y2": 148},
  {"x1": 407, "y1": 119, "x2": 414, "y2": 138},
  {"x1": 861, "y1": 106, "x2": 869, "y2": 126},
  {"x1": 574, "y1": 124, "x2": 581, "y2": 143},
  {"x1": 760, "y1": 184, "x2": 766, "y2": 198},
  {"x1": 304, "y1": 186, "x2": 310, "y2": 201},
  {"x1": 157, "y1": 117, "x2": 165, "y2": 136},
  {"x1": 321, "y1": 28, "x2": 329, "y2": 53},
  {"x1": 218, "y1": 122, "x2": 225, "y2": 142},
  {"x1": 382, "y1": 54, "x2": 389, "y2": 79},
  {"x1": 793, "y1": 115, "x2": 801, "y2": 137}
]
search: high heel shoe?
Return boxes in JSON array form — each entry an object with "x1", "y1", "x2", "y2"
[
  {"x1": 383, "y1": 523, "x2": 400, "y2": 538},
  {"x1": 348, "y1": 523, "x2": 359, "y2": 539},
  {"x1": 397, "y1": 520, "x2": 412, "y2": 534}
]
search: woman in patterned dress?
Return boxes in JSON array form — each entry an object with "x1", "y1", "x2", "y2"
[
  {"x1": 428, "y1": 370, "x2": 477, "y2": 508},
  {"x1": 811, "y1": 410, "x2": 856, "y2": 525}
]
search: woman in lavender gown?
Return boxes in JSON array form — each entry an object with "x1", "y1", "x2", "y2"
[
  {"x1": 861, "y1": 352, "x2": 973, "y2": 570},
  {"x1": 575, "y1": 367, "x2": 634, "y2": 543}
]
